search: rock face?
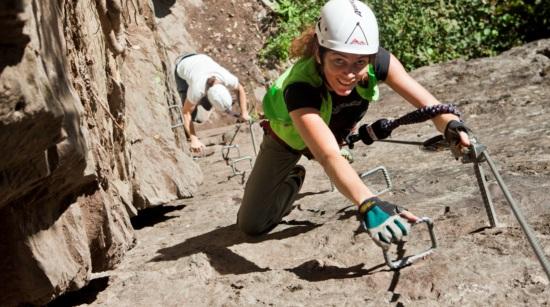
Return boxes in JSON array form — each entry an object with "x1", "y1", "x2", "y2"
[
  {"x1": 3, "y1": 0, "x2": 548, "y2": 305},
  {"x1": 80, "y1": 38, "x2": 550, "y2": 306},
  {"x1": 0, "y1": 0, "x2": 202, "y2": 305}
]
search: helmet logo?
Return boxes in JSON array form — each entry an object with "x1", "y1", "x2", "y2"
[
  {"x1": 345, "y1": 22, "x2": 368, "y2": 45},
  {"x1": 350, "y1": 38, "x2": 366, "y2": 45},
  {"x1": 348, "y1": 0, "x2": 362, "y2": 17}
]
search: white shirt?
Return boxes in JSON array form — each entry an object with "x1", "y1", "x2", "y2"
[{"x1": 176, "y1": 54, "x2": 239, "y2": 104}]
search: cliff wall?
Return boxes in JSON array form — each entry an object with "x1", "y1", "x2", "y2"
[{"x1": 0, "y1": 0, "x2": 202, "y2": 305}]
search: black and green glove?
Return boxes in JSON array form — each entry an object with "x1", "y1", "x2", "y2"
[{"x1": 359, "y1": 197, "x2": 411, "y2": 250}]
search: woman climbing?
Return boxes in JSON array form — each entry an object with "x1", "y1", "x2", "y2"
[{"x1": 237, "y1": 0, "x2": 471, "y2": 250}]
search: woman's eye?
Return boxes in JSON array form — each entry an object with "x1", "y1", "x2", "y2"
[
  {"x1": 332, "y1": 59, "x2": 345, "y2": 66},
  {"x1": 356, "y1": 60, "x2": 367, "y2": 67}
]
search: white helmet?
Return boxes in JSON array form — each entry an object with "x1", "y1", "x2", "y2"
[
  {"x1": 207, "y1": 83, "x2": 232, "y2": 112},
  {"x1": 315, "y1": 0, "x2": 379, "y2": 55}
]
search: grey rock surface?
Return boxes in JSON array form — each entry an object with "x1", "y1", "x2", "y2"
[
  {"x1": 0, "y1": 0, "x2": 202, "y2": 305},
  {"x1": 82, "y1": 39, "x2": 550, "y2": 306}
]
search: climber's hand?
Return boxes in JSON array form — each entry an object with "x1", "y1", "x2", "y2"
[
  {"x1": 237, "y1": 112, "x2": 251, "y2": 123},
  {"x1": 444, "y1": 120, "x2": 471, "y2": 159},
  {"x1": 190, "y1": 137, "x2": 206, "y2": 157},
  {"x1": 358, "y1": 197, "x2": 415, "y2": 250},
  {"x1": 358, "y1": 119, "x2": 392, "y2": 145}
]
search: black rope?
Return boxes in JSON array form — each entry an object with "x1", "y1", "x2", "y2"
[
  {"x1": 383, "y1": 104, "x2": 461, "y2": 131},
  {"x1": 346, "y1": 104, "x2": 461, "y2": 147}
]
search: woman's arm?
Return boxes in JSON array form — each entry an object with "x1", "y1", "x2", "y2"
[
  {"x1": 384, "y1": 53, "x2": 470, "y2": 146},
  {"x1": 289, "y1": 108, "x2": 375, "y2": 206}
]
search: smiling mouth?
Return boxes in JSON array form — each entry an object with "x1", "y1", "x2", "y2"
[{"x1": 337, "y1": 78, "x2": 356, "y2": 87}]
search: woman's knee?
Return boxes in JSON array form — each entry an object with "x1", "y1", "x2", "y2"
[{"x1": 236, "y1": 214, "x2": 271, "y2": 236}]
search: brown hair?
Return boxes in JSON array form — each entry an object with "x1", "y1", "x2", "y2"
[{"x1": 289, "y1": 26, "x2": 319, "y2": 59}]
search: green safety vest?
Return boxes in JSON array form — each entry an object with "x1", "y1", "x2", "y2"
[{"x1": 263, "y1": 57, "x2": 380, "y2": 150}]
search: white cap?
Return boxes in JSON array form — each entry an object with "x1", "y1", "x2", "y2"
[
  {"x1": 207, "y1": 83, "x2": 232, "y2": 112},
  {"x1": 315, "y1": 0, "x2": 379, "y2": 55}
]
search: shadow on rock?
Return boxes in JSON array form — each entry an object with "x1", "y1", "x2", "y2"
[
  {"x1": 130, "y1": 204, "x2": 185, "y2": 230},
  {"x1": 151, "y1": 0, "x2": 176, "y2": 18},
  {"x1": 0, "y1": 0, "x2": 29, "y2": 74},
  {"x1": 46, "y1": 276, "x2": 109, "y2": 306},
  {"x1": 287, "y1": 260, "x2": 386, "y2": 282},
  {"x1": 204, "y1": 246, "x2": 269, "y2": 275},
  {"x1": 388, "y1": 242, "x2": 407, "y2": 303},
  {"x1": 337, "y1": 206, "x2": 358, "y2": 222},
  {"x1": 150, "y1": 222, "x2": 321, "y2": 275}
]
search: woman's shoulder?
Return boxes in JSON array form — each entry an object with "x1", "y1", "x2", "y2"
[{"x1": 281, "y1": 57, "x2": 323, "y2": 88}]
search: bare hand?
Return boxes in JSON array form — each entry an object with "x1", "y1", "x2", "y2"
[
  {"x1": 444, "y1": 120, "x2": 472, "y2": 158},
  {"x1": 190, "y1": 138, "x2": 206, "y2": 156},
  {"x1": 453, "y1": 130, "x2": 472, "y2": 156},
  {"x1": 238, "y1": 113, "x2": 251, "y2": 123},
  {"x1": 400, "y1": 210, "x2": 420, "y2": 223}
]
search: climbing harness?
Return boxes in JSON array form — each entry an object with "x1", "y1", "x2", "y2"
[{"x1": 346, "y1": 104, "x2": 550, "y2": 278}]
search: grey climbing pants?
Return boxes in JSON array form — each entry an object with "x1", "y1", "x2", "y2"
[{"x1": 237, "y1": 134, "x2": 303, "y2": 235}]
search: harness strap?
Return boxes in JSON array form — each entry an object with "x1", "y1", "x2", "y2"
[{"x1": 260, "y1": 121, "x2": 304, "y2": 156}]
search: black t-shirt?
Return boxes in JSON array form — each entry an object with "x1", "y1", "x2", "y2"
[{"x1": 284, "y1": 47, "x2": 391, "y2": 144}]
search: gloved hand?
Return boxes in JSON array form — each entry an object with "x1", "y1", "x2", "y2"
[
  {"x1": 358, "y1": 119, "x2": 392, "y2": 145},
  {"x1": 444, "y1": 120, "x2": 470, "y2": 159},
  {"x1": 444, "y1": 120, "x2": 469, "y2": 145},
  {"x1": 358, "y1": 197, "x2": 411, "y2": 250}
]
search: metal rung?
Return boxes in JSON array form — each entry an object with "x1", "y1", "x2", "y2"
[
  {"x1": 168, "y1": 103, "x2": 184, "y2": 130},
  {"x1": 222, "y1": 144, "x2": 241, "y2": 161},
  {"x1": 328, "y1": 166, "x2": 392, "y2": 194},
  {"x1": 229, "y1": 156, "x2": 252, "y2": 176},
  {"x1": 171, "y1": 122, "x2": 184, "y2": 129},
  {"x1": 383, "y1": 217, "x2": 437, "y2": 270},
  {"x1": 359, "y1": 166, "x2": 393, "y2": 196}
]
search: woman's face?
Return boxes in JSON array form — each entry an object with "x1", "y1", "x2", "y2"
[{"x1": 320, "y1": 50, "x2": 370, "y2": 96}]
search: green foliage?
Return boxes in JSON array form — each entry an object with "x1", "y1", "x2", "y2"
[
  {"x1": 259, "y1": 0, "x2": 322, "y2": 63},
  {"x1": 260, "y1": 0, "x2": 550, "y2": 70},
  {"x1": 369, "y1": 0, "x2": 526, "y2": 69}
]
